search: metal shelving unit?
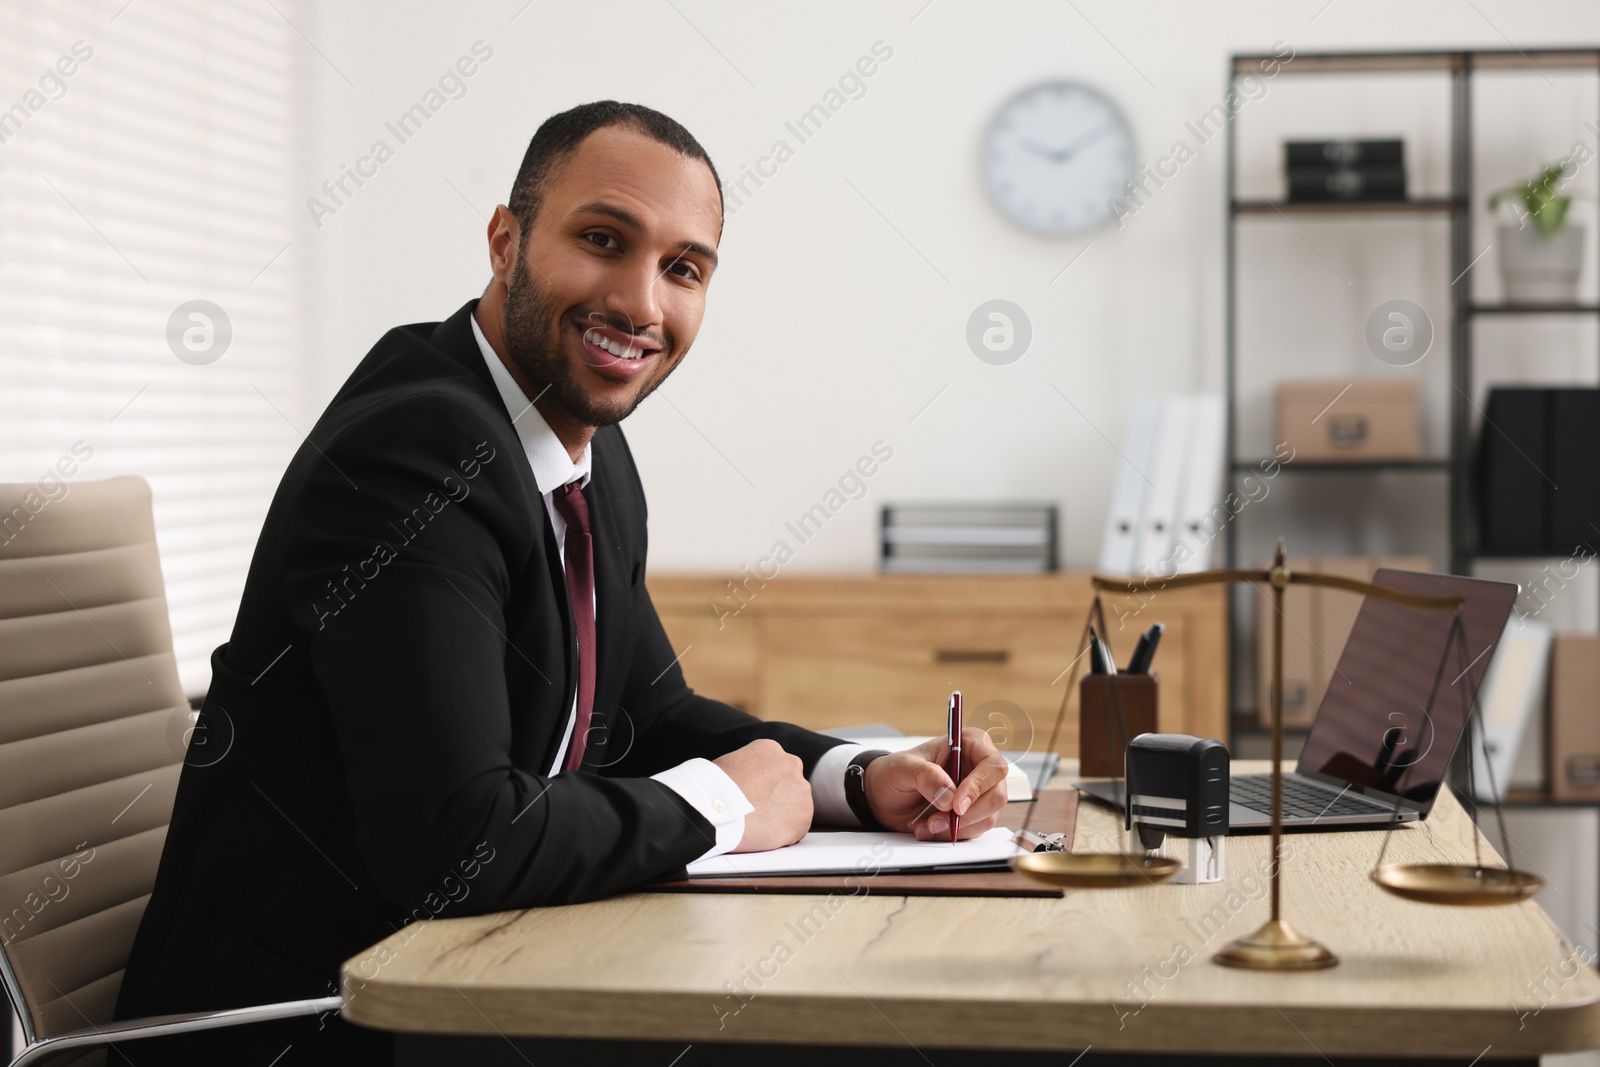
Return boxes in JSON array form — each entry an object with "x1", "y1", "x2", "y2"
[
  {"x1": 1222, "y1": 48, "x2": 1600, "y2": 735},
  {"x1": 1231, "y1": 197, "x2": 1463, "y2": 214},
  {"x1": 1229, "y1": 458, "x2": 1453, "y2": 472}
]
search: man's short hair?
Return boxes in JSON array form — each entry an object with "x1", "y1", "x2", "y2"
[{"x1": 506, "y1": 100, "x2": 723, "y2": 233}]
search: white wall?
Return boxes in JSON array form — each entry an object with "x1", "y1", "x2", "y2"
[{"x1": 299, "y1": 0, "x2": 1600, "y2": 613}]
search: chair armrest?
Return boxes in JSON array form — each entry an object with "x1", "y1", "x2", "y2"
[{"x1": 12, "y1": 995, "x2": 342, "y2": 1067}]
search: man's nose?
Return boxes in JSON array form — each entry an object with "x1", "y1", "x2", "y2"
[{"x1": 605, "y1": 255, "x2": 663, "y2": 335}]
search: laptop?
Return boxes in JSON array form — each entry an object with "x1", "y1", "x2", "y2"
[{"x1": 1077, "y1": 568, "x2": 1520, "y2": 833}]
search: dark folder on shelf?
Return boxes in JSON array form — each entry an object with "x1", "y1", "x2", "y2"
[
  {"x1": 1551, "y1": 390, "x2": 1600, "y2": 547},
  {"x1": 1480, "y1": 388, "x2": 1549, "y2": 553},
  {"x1": 1479, "y1": 387, "x2": 1600, "y2": 554}
]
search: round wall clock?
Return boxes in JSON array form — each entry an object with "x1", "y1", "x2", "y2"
[{"x1": 981, "y1": 81, "x2": 1136, "y2": 237}]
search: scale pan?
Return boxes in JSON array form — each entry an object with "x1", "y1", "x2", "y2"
[
  {"x1": 1371, "y1": 863, "x2": 1544, "y2": 906},
  {"x1": 1011, "y1": 852, "x2": 1181, "y2": 888}
]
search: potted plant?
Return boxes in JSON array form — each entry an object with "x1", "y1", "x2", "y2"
[{"x1": 1490, "y1": 164, "x2": 1586, "y2": 303}]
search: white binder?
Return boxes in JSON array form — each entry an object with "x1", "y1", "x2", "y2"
[
  {"x1": 1097, "y1": 397, "x2": 1161, "y2": 575},
  {"x1": 1171, "y1": 394, "x2": 1226, "y2": 573},
  {"x1": 1470, "y1": 618, "x2": 1553, "y2": 802},
  {"x1": 1133, "y1": 397, "x2": 1191, "y2": 576}
]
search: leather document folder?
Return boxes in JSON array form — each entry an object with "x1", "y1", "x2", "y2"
[{"x1": 643, "y1": 788, "x2": 1079, "y2": 898}]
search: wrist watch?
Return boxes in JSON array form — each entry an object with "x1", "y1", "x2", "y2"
[{"x1": 844, "y1": 749, "x2": 892, "y2": 831}]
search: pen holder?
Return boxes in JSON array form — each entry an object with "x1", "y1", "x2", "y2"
[{"x1": 1078, "y1": 673, "x2": 1158, "y2": 777}]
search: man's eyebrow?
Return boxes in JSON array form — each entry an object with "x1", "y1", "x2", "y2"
[{"x1": 573, "y1": 200, "x2": 719, "y2": 269}]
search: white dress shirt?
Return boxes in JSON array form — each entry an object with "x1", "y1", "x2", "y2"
[{"x1": 469, "y1": 313, "x2": 868, "y2": 862}]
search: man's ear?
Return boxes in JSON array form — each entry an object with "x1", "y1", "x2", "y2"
[{"x1": 487, "y1": 205, "x2": 520, "y2": 286}]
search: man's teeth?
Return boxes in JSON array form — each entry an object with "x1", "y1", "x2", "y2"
[{"x1": 584, "y1": 328, "x2": 648, "y2": 360}]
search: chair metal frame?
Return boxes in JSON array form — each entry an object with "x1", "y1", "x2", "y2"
[{"x1": 1, "y1": 942, "x2": 340, "y2": 1067}]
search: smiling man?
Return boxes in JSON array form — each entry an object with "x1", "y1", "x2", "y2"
[{"x1": 113, "y1": 101, "x2": 1008, "y2": 1066}]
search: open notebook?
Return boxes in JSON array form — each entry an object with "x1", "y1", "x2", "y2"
[{"x1": 685, "y1": 826, "x2": 1024, "y2": 879}]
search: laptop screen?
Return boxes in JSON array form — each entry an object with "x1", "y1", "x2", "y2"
[{"x1": 1294, "y1": 568, "x2": 1520, "y2": 809}]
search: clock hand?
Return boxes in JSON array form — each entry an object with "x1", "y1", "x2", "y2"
[
  {"x1": 1019, "y1": 124, "x2": 1118, "y2": 164},
  {"x1": 1054, "y1": 121, "x2": 1117, "y2": 163},
  {"x1": 1020, "y1": 137, "x2": 1063, "y2": 159}
]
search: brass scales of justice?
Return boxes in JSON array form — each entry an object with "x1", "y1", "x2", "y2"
[{"x1": 1008, "y1": 540, "x2": 1544, "y2": 971}]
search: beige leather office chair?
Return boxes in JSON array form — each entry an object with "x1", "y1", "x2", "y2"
[{"x1": 0, "y1": 476, "x2": 337, "y2": 1067}]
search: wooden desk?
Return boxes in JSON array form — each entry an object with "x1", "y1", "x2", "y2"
[{"x1": 341, "y1": 765, "x2": 1600, "y2": 1063}]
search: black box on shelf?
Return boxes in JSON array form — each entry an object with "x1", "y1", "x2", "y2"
[
  {"x1": 1285, "y1": 139, "x2": 1404, "y2": 168},
  {"x1": 1478, "y1": 387, "x2": 1600, "y2": 554},
  {"x1": 1286, "y1": 166, "x2": 1406, "y2": 202},
  {"x1": 1283, "y1": 139, "x2": 1407, "y2": 202}
]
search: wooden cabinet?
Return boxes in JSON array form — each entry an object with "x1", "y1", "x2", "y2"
[{"x1": 648, "y1": 574, "x2": 1228, "y2": 756}]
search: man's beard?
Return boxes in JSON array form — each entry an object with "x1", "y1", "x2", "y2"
[{"x1": 501, "y1": 251, "x2": 670, "y2": 428}]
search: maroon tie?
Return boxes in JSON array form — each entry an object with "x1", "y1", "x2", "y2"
[{"x1": 552, "y1": 481, "x2": 596, "y2": 772}]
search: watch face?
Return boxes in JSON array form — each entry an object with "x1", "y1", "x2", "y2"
[{"x1": 981, "y1": 81, "x2": 1136, "y2": 237}]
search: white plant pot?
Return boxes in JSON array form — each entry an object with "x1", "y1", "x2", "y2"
[{"x1": 1497, "y1": 222, "x2": 1584, "y2": 303}]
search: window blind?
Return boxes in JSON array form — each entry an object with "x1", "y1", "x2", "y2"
[{"x1": 0, "y1": 0, "x2": 309, "y2": 698}]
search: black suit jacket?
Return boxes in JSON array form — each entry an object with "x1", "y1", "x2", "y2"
[{"x1": 114, "y1": 301, "x2": 848, "y2": 1056}]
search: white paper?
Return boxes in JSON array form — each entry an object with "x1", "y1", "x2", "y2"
[{"x1": 685, "y1": 826, "x2": 1024, "y2": 878}]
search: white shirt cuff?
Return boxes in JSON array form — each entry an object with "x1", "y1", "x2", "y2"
[
  {"x1": 652, "y1": 757, "x2": 755, "y2": 863},
  {"x1": 809, "y1": 743, "x2": 869, "y2": 827}
]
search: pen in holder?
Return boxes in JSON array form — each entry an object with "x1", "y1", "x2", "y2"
[{"x1": 1078, "y1": 672, "x2": 1158, "y2": 778}]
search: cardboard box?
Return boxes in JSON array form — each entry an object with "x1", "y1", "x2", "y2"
[
  {"x1": 1257, "y1": 555, "x2": 1433, "y2": 729},
  {"x1": 1550, "y1": 634, "x2": 1600, "y2": 802},
  {"x1": 1275, "y1": 379, "x2": 1419, "y2": 462}
]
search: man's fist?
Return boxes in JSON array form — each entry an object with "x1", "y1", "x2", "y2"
[
  {"x1": 713, "y1": 739, "x2": 812, "y2": 853},
  {"x1": 862, "y1": 726, "x2": 1009, "y2": 840}
]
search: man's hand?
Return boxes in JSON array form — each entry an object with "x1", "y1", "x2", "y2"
[
  {"x1": 714, "y1": 739, "x2": 813, "y2": 853},
  {"x1": 863, "y1": 727, "x2": 1009, "y2": 840}
]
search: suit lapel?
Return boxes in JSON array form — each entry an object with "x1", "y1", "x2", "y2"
[
  {"x1": 434, "y1": 299, "x2": 630, "y2": 773},
  {"x1": 431, "y1": 301, "x2": 579, "y2": 773}
]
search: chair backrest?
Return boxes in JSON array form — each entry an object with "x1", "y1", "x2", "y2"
[{"x1": 0, "y1": 476, "x2": 189, "y2": 1042}]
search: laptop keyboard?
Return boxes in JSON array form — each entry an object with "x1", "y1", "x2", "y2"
[{"x1": 1230, "y1": 774, "x2": 1396, "y2": 820}]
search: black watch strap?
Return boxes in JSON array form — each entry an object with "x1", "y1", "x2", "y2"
[{"x1": 844, "y1": 749, "x2": 892, "y2": 831}]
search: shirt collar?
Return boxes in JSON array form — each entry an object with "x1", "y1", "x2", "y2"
[{"x1": 471, "y1": 308, "x2": 591, "y2": 494}]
